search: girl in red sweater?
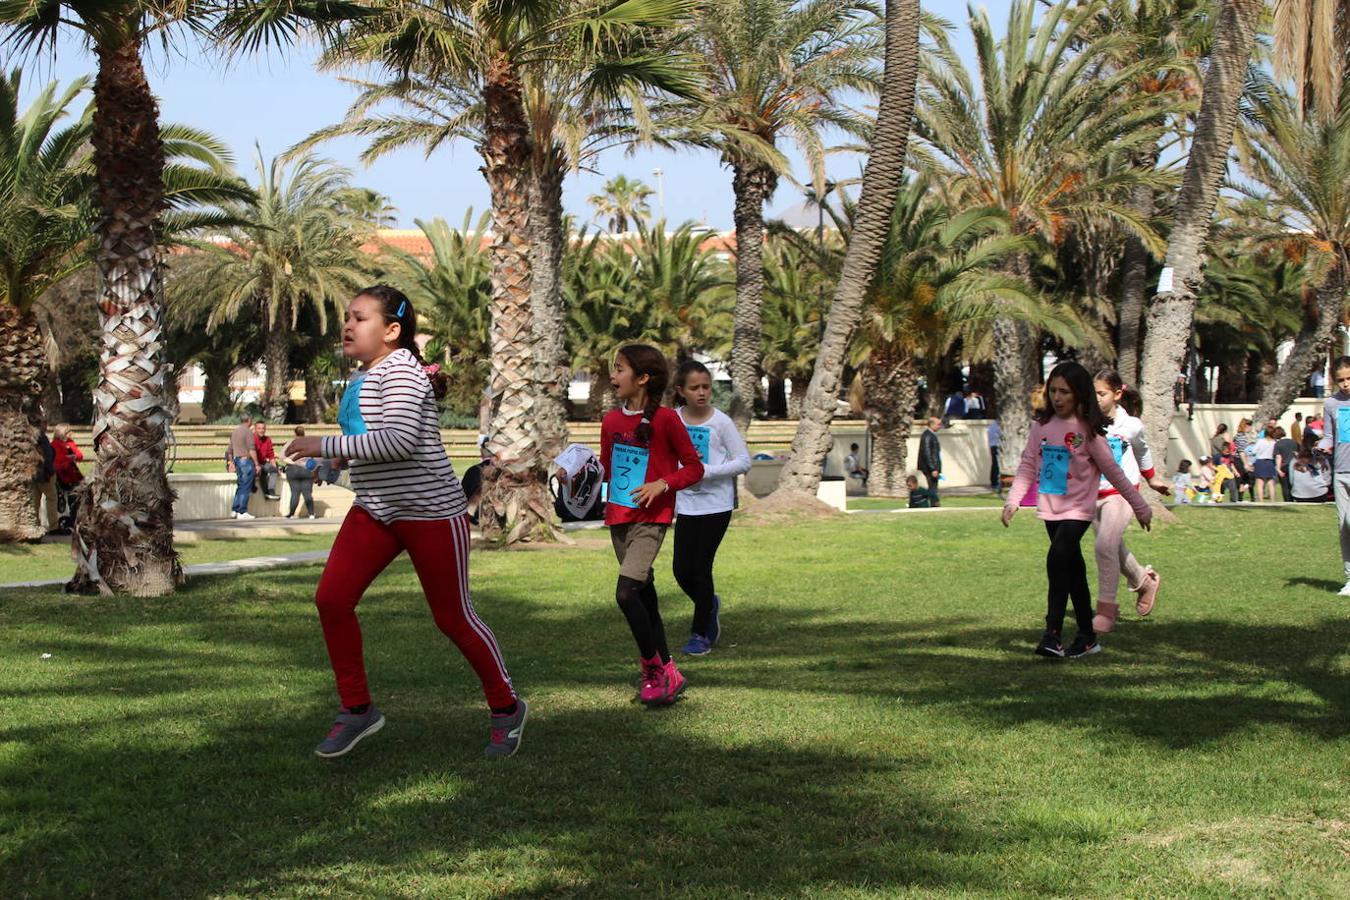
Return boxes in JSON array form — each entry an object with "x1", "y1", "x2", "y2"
[{"x1": 599, "y1": 345, "x2": 704, "y2": 705}]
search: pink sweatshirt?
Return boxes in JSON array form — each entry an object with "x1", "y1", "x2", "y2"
[{"x1": 1007, "y1": 416, "x2": 1151, "y2": 522}]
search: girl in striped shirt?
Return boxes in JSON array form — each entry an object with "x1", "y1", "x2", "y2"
[{"x1": 286, "y1": 285, "x2": 525, "y2": 760}]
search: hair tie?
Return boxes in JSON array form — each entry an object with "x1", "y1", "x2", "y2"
[
  {"x1": 423, "y1": 363, "x2": 440, "y2": 376},
  {"x1": 396, "y1": 300, "x2": 406, "y2": 318}
]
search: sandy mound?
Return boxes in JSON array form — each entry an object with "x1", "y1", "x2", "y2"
[{"x1": 736, "y1": 489, "x2": 842, "y2": 525}]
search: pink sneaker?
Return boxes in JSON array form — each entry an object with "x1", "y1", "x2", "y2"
[
  {"x1": 1135, "y1": 567, "x2": 1161, "y2": 616},
  {"x1": 658, "y1": 659, "x2": 687, "y2": 705},
  {"x1": 638, "y1": 655, "x2": 664, "y2": 704},
  {"x1": 1092, "y1": 600, "x2": 1119, "y2": 634}
]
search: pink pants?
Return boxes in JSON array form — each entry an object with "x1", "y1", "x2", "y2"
[
  {"x1": 314, "y1": 506, "x2": 515, "y2": 710},
  {"x1": 1092, "y1": 494, "x2": 1147, "y2": 605}
]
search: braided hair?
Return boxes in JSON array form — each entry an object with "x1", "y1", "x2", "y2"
[
  {"x1": 355, "y1": 284, "x2": 448, "y2": 400},
  {"x1": 616, "y1": 343, "x2": 670, "y2": 445}
]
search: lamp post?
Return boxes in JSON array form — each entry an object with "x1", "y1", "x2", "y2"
[{"x1": 652, "y1": 168, "x2": 665, "y2": 222}]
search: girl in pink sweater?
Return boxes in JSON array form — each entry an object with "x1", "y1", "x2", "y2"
[{"x1": 1002, "y1": 362, "x2": 1152, "y2": 659}]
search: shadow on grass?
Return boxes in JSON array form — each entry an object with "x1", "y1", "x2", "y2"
[{"x1": 1285, "y1": 576, "x2": 1343, "y2": 592}]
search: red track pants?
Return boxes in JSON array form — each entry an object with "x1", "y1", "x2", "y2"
[{"x1": 314, "y1": 506, "x2": 515, "y2": 709}]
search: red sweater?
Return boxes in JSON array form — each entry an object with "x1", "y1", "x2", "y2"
[{"x1": 601, "y1": 406, "x2": 704, "y2": 525}]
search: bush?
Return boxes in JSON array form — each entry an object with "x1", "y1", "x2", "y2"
[{"x1": 439, "y1": 407, "x2": 479, "y2": 430}]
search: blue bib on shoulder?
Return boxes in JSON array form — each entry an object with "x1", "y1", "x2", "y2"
[{"x1": 338, "y1": 372, "x2": 368, "y2": 436}]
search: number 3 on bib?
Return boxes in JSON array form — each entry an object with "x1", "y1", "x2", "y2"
[{"x1": 609, "y1": 444, "x2": 650, "y2": 509}]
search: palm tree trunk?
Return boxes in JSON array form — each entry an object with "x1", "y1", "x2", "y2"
[
  {"x1": 776, "y1": 0, "x2": 924, "y2": 495},
  {"x1": 991, "y1": 251, "x2": 1039, "y2": 474},
  {"x1": 262, "y1": 298, "x2": 291, "y2": 423},
  {"x1": 728, "y1": 162, "x2": 775, "y2": 432},
  {"x1": 1255, "y1": 259, "x2": 1347, "y2": 424},
  {"x1": 70, "y1": 40, "x2": 181, "y2": 596},
  {"x1": 1115, "y1": 146, "x2": 1161, "y2": 384},
  {"x1": 0, "y1": 302, "x2": 46, "y2": 541},
  {"x1": 1139, "y1": 0, "x2": 1263, "y2": 469},
  {"x1": 201, "y1": 356, "x2": 235, "y2": 422},
  {"x1": 477, "y1": 53, "x2": 559, "y2": 544},
  {"x1": 528, "y1": 151, "x2": 571, "y2": 458},
  {"x1": 303, "y1": 368, "x2": 329, "y2": 423},
  {"x1": 862, "y1": 348, "x2": 919, "y2": 497}
]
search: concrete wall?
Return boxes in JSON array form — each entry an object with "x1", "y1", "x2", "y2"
[{"x1": 171, "y1": 473, "x2": 354, "y2": 521}]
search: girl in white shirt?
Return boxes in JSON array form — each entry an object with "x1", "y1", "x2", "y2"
[{"x1": 671, "y1": 361, "x2": 752, "y2": 656}]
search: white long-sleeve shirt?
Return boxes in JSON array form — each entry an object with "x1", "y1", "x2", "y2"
[
  {"x1": 1098, "y1": 407, "x2": 1156, "y2": 496},
  {"x1": 675, "y1": 407, "x2": 751, "y2": 516}
]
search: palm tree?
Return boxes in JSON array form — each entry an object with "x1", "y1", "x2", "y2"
[
  {"x1": 173, "y1": 151, "x2": 374, "y2": 423},
  {"x1": 761, "y1": 237, "x2": 829, "y2": 418},
  {"x1": 1272, "y1": 0, "x2": 1350, "y2": 123},
  {"x1": 775, "y1": 0, "x2": 922, "y2": 497},
  {"x1": 624, "y1": 221, "x2": 733, "y2": 364},
  {"x1": 1137, "y1": 0, "x2": 1264, "y2": 469},
  {"x1": 687, "y1": 0, "x2": 882, "y2": 432},
  {"x1": 912, "y1": 0, "x2": 1174, "y2": 474},
  {"x1": 563, "y1": 229, "x2": 635, "y2": 417},
  {"x1": 307, "y1": 0, "x2": 700, "y2": 543},
  {"x1": 1237, "y1": 74, "x2": 1350, "y2": 423},
  {"x1": 379, "y1": 211, "x2": 494, "y2": 419},
  {"x1": 588, "y1": 174, "x2": 655, "y2": 233}
]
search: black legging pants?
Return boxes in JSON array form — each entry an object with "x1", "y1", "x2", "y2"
[
  {"x1": 1044, "y1": 519, "x2": 1094, "y2": 637},
  {"x1": 616, "y1": 575, "x2": 669, "y2": 663},
  {"x1": 672, "y1": 511, "x2": 732, "y2": 636}
]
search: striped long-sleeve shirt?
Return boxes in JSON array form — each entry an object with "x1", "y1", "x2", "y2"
[{"x1": 321, "y1": 348, "x2": 467, "y2": 523}]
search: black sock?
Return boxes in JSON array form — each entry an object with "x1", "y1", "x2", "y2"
[
  {"x1": 347, "y1": 703, "x2": 370, "y2": 715},
  {"x1": 491, "y1": 702, "x2": 518, "y2": 717}
]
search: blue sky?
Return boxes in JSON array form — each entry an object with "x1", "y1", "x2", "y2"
[{"x1": 6, "y1": 1, "x2": 1013, "y2": 230}]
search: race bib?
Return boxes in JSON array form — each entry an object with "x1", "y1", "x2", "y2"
[
  {"x1": 1039, "y1": 444, "x2": 1071, "y2": 496},
  {"x1": 1337, "y1": 406, "x2": 1350, "y2": 444},
  {"x1": 338, "y1": 373, "x2": 368, "y2": 436},
  {"x1": 608, "y1": 444, "x2": 650, "y2": 509},
  {"x1": 1107, "y1": 435, "x2": 1127, "y2": 464},
  {"x1": 686, "y1": 425, "x2": 711, "y2": 463}
]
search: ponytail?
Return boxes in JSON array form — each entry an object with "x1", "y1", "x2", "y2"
[
  {"x1": 1095, "y1": 368, "x2": 1141, "y2": 417},
  {"x1": 356, "y1": 284, "x2": 448, "y2": 400}
]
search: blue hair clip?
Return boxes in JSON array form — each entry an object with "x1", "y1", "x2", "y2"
[{"x1": 396, "y1": 300, "x2": 407, "y2": 318}]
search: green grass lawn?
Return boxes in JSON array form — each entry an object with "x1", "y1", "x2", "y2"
[
  {"x1": 0, "y1": 533, "x2": 338, "y2": 585},
  {"x1": 849, "y1": 492, "x2": 1005, "y2": 510},
  {"x1": 1, "y1": 508, "x2": 1346, "y2": 896}
]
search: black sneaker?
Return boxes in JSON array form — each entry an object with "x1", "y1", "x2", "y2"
[
  {"x1": 1034, "y1": 630, "x2": 1065, "y2": 658},
  {"x1": 1064, "y1": 633, "x2": 1101, "y2": 659}
]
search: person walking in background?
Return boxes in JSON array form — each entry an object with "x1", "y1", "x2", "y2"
[
  {"x1": 253, "y1": 421, "x2": 282, "y2": 501},
  {"x1": 1251, "y1": 427, "x2": 1278, "y2": 502},
  {"x1": 918, "y1": 417, "x2": 943, "y2": 507},
  {"x1": 228, "y1": 415, "x2": 258, "y2": 520},
  {"x1": 1290, "y1": 413, "x2": 1303, "y2": 447},
  {"x1": 844, "y1": 442, "x2": 869, "y2": 488},
  {"x1": 1274, "y1": 426, "x2": 1298, "y2": 502},
  {"x1": 283, "y1": 426, "x2": 318, "y2": 519},
  {"x1": 987, "y1": 419, "x2": 1002, "y2": 495},
  {"x1": 31, "y1": 419, "x2": 58, "y2": 534},
  {"x1": 50, "y1": 424, "x2": 84, "y2": 533}
]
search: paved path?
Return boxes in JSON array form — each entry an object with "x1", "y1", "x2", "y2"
[{"x1": 3, "y1": 549, "x2": 332, "y2": 591}]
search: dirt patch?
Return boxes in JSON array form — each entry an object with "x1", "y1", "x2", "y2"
[{"x1": 736, "y1": 489, "x2": 842, "y2": 525}]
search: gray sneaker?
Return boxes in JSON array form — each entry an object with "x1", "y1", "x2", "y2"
[
  {"x1": 485, "y1": 697, "x2": 528, "y2": 759},
  {"x1": 314, "y1": 706, "x2": 385, "y2": 758}
]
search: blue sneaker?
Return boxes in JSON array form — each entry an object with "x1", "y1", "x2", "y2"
[
  {"x1": 707, "y1": 594, "x2": 722, "y2": 645},
  {"x1": 682, "y1": 633, "x2": 712, "y2": 656}
]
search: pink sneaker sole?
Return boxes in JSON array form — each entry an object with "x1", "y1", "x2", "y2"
[
  {"x1": 1136, "y1": 568, "x2": 1160, "y2": 616},
  {"x1": 1092, "y1": 601, "x2": 1119, "y2": 634}
]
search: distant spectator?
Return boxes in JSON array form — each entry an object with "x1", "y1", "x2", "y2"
[
  {"x1": 1290, "y1": 412, "x2": 1303, "y2": 447},
  {"x1": 1210, "y1": 422, "x2": 1230, "y2": 460},
  {"x1": 844, "y1": 442, "x2": 869, "y2": 487},
  {"x1": 460, "y1": 436, "x2": 495, "y2": 525},
  {"x1": 1251, "y1": 428, "x2": 1278, "y2": 502},
  {"x1": 282, "y1": 426, "x2": 318, "y2": 519},
  {"x1": 1291, "y1": 450, "x2": 1331, "y2": 502},
  {"x1": 32, "y1": 419, "x2": 58, "y2": 534},
  {"x1": 1232, "y1": 418, "x2": 1255, "y2": 500},
  {"x1": 918, "y1": 416, "x2": 943, "y2": 506},
  {"x1": 1194, "y1": 456, "x2": 1216, "y2": 502},
  {"x1": 1273, "y1": 426, "x2": 1298, "y2": 502},
  {"x1": 50, "y1": 424, "x2": 84, "y2": 533},
  {"x1": 963, "y1": 390, "x2": 986, "y2": 419},
  {"x1": 228, "y1": 415, "x2": 257, "y2": 519},
  {"x1": 906, "y1": 474, "x2": 938, "y2": 508},
  {"x1": 987, "y1": 419, "x2": 1002, "y2": 495},
  {"x1": 1172, "y1": 459, "x2": 1193, "y2": 504},
  {"x1": 1311, "y1": 369, "x2": 1326, "y2": 399},
  {"x1": 253, "y1": 421, "x2": 281, "y2": 501},
  {"x1": 943, "y1": 389, "x2": 966, "y2": 423}
]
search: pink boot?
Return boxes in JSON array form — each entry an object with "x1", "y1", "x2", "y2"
[
  {"x1": 638, "y1": 655, "x2": 665, "y2": 704},
  {"x1": 1135, "y1": 567, "x2": 1161, "y2": 616},
  {"x1": 658, "y1": 659, "x2": 687, "y2": 705},
  {"x1": 1092, "y1": 601, "x2": 1119, "y2": 634}
]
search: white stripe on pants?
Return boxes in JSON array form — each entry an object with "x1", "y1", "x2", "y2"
[
  {"x1": 1335, "y1": 474, "x2": 1350, "y2": 579},
  {"x1": 1092, "y1": 494, "x2": 1147, "y2": 605}
]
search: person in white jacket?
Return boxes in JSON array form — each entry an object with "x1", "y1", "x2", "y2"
[
  {"x1": 1090, "y1": 369, "x2": 1171, "y2": 633},
  {"x1": 671, "y1": 360, "x2": 752, "y2": 656}
]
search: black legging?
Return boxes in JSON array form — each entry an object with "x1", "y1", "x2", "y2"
[
  {"x1": 1044, "y1": 519, "x2": 1094, "y2": 637},
  {"x1": 616, "y1": 575, "x2": 669, "y2": 663},
  {"x1": 672, "y1": 511, "x2": 732, "y2": 637},
  {"x1": 286, "y1": 468, "x2": 315, "y2": 516}
]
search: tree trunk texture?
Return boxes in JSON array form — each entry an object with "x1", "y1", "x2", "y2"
[
  {"x1": 1138, "y1": 0, "x2": 1263, "y2": 472},
  {"x1": 728, "y1": 162, "x2": 776, "y2": 433},
  {"x1": 528, "y1": 153, "x2": 571, "y2": 458},
  {"x1": 586, "y1": 363, "x2": 613, "y2": 420},
  {"x1": 304, "y1": 368, "x2": 330, "y2": 423},
  {"x1": 787, "y1": 376, "x2": 807, "y2": 419},
  {"x1": 861, "y1": 348, "x2": 920, "y2": 497},
  {"x1": 201, "y1": 357, "x2": 235, "y2": 422},
  {"x1": 1115, "y1": 149, "x2": 1160, "y2": 385},
  {"x1": 70, "y1": 41, "x2": 181, "y2": 596},
  {"x1": 1215, "y1": 353, "x2": 1248, "y2": 403},
  {"x1": 776, "y1": 0, "x2": 923, "y2": 495},
  {"x1": 992, "y1": 253, "x2": 1040, "y2": 475},
  {"x1": 0, "y1": 303, "x2": 46, "y2": 541},
  {"x1": 476, "y1": 54, "x2": 559, "y2": 544},
  {"x1": 262, "y1": 298, "x2": 291, "y2": 423},
  {"x1": 1255, "y1": 262, "x2": 1347, "y2": 424}
]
